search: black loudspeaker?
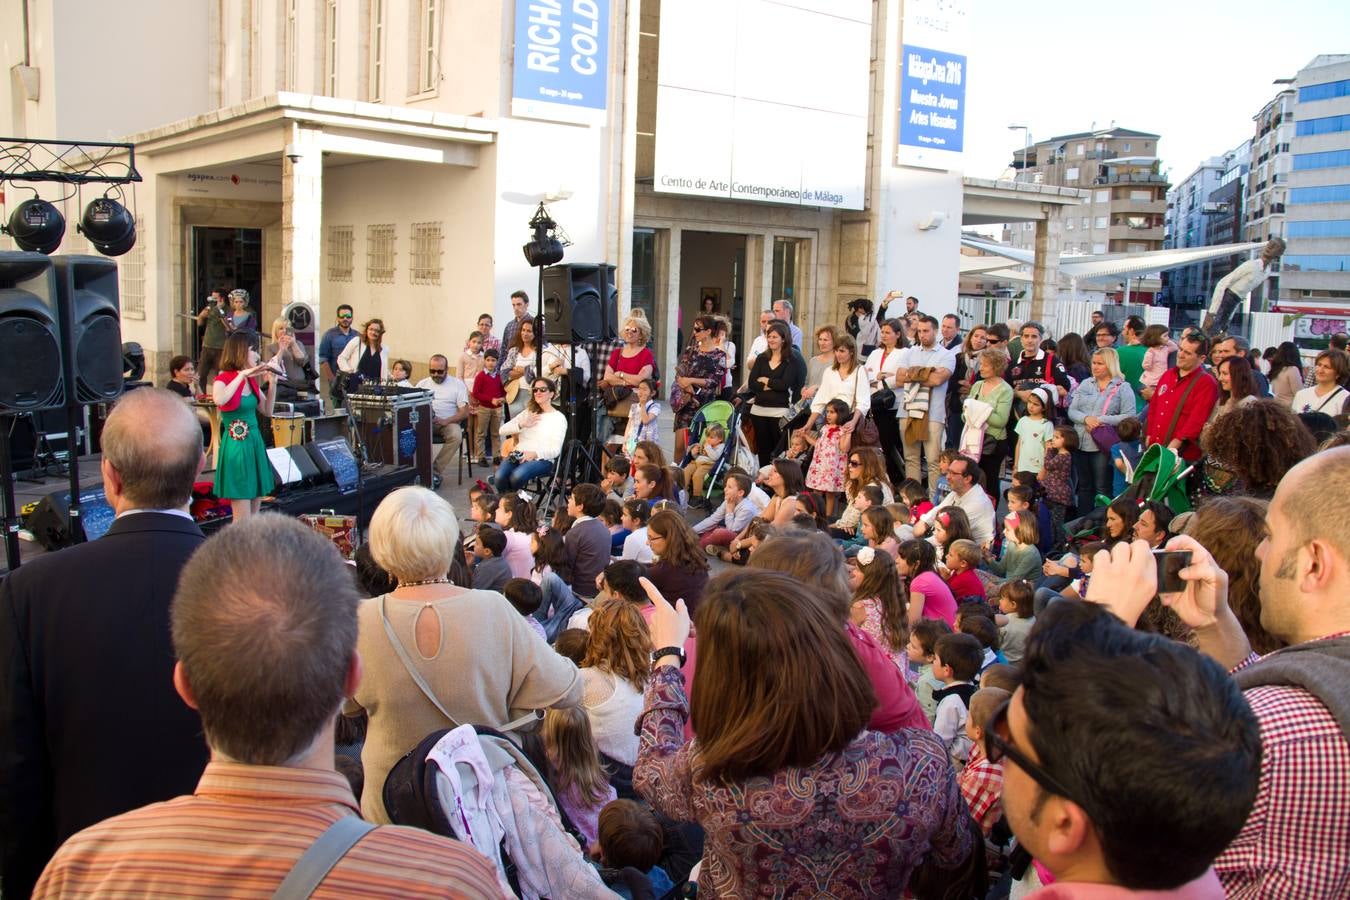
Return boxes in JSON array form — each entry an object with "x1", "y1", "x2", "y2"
[
  {"x1": 27, "y1": 484, "x2": 117, "y2": 550},
  {"x1": 304, "y1": 441, "x2": 335, "y2": 481},
  {"x1": 0, "y1": 252, "x2": 64, "y2": 413},
  {"x1": 287, "y1": 444, "x2": 321, "y2": 482},
  {"x1": 53, "y1": 255, "x2": 123, "y2": 404},
  {"x1": 540, "y1": 263, "x2": 618, "y2": 342}
]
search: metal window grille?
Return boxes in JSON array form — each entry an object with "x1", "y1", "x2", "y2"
[
  {"x1": 120, "y1": 217, "x2": 146, "y2": 319},
  {"x1": 327, "y1": 225, "x2": 354, "y2": 281},
  {"x1": 367, "y1": 224, "x2": 396, "y2": 284},
  {"x1": 410, "y1": 221, "x2": 442, "y2": 285}
]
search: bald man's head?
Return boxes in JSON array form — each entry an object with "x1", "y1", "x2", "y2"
[
  {"x1": 102, "y1": 388, "x2": 204, "y2": 509},
  {"x1": 1277, "y1": 446, "x2": 1350, "y2": 565}
]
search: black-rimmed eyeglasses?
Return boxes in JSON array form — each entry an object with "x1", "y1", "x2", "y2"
[{"x1": 984, "y1": 699, "x2": 1079, "y2": 804}]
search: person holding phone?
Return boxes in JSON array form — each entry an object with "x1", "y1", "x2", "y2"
[{"x1": 213, "y1": 332, "x2": 278, "y2": 520}]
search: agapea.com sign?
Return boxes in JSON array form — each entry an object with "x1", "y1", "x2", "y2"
[{"x1": 512, "y1": 0, "x2": 610, "y2": 125}]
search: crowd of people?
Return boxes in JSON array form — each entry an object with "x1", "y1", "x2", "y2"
[{"x1": 3, "y1": 292, "x2": 1349, "y2": 899}]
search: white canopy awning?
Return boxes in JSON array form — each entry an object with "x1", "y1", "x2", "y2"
[{"x1": 959, "y1": 234, "x2": 1264, "y2": 281}]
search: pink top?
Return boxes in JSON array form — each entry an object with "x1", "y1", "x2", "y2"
[
  {"x1": 1141, "y1": 339, "x2": 1178, "y2": 389},
  {"x1": 502, "y1": 529, "x2": 534, "y2": 579},
  {"x1": 1029, "y1": 870, "x2": 1224, "y2": 899},
  {"x1": 847, "y1": 624, "x2": 929, "y2": 733},
  {"x1": 910, "y1": 571, "x2": 957, "y2": 626}
]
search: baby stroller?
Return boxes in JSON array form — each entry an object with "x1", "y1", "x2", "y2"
[
  {"x1": 679, "y1": 400, "x2": 756, "y2": 506},
  {"x1": 1064, "y1": 444, "x2": 1196, "y2": 543}
]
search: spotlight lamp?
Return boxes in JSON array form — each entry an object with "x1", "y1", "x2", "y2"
[
  {"x1": 78, "y1": 195, "x2": 137, "y2": 257},
  {"x1": 4, "y1": 198, "x2": 66, "y2": 254},
  {"x1": 522, "y1": 202, "x2": 565, "y2": 267}
]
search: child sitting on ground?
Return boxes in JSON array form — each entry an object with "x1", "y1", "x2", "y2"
[
  {"x1": 932, "y1": 632, "x2": 983, "y2": 764},
  {"x1": 886, "y1": 502, "x2": 915, "y2": 543},
  {"x1": 959, "y1": 687, "x2": 1012, "y2": 841},
  {"x1": 503, "y1": 577, "x2": 549, "y2": 642},
  {"x1": 908, "y1": 618, "x2": 954, "y2": 724},
  {"x1": 758, "y1": 432, "x2": 810, "y2": 485},
  {"x1": 833, "y1": 484, "x2": 886, "y2": 546},
  {"x1": 596, "y1": 800, "x2": 676, "y2": 899},
  {"x1": 860, "y1": 506, "x2": 900, "y2": 560},
  {"x1": 601, "y1": 455, "x2": 633, "y2": 504},
  {"x1": 682, "y1": 423, "x2": 726, "y2": 502},
  {"x1": 541, "y1": 706, "x2": 616, "y2": 853},
  {"x1": 553, "y1": 628, "x2": 590, "y2": 664},
  {"x1": 956, "y1": 604, "x2": 1004, "y2": 674},
  {"x1": 944, "y1": 539, "x2": 987, "y2": 604},
  {"x1": 898, "y1": 479, "x2": 934, "y2": 523},
  {"x1": 847, "y1": 546, "x2": 908, "y2": 673},
  {"x1": 602, "y1": 498, "x2": 629, "y2": 556},
  {"x1": 994, "y1": 579, "x2": 1035, "y2": 665},
  {"x1": 984, "y1": 511, "x2": 1043, "y2": 584},
  {"x1": 471, "y1": 524, "x2": 511, "y2": 593},
  {"x1": 1005, "y1": 480, "x2": 1054, "y2": 557}
]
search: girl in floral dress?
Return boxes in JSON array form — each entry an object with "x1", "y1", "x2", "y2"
[
  {"x1": 804, "y1": 398, "x2": 850, "y2": 514},
  {"x1": 848, "y1": 545, "x2": 910, "y2": 676}
]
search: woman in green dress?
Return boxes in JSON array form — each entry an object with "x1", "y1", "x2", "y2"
[{"x1": 212, "y1": 332, "x2": 278, "y2": 520}]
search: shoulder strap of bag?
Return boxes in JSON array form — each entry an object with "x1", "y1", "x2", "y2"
[
  {"x1": 1098, "y1": 381, "x2": 1123, "y2": 415},
  {"x1": 1315, "y1": 386, "x2": 1346, "y2": 413},
  {"x1": 1162, "y1": 370, "x2": 1208, "y2": 447},
  {"x1": 1043, "y1": 352, "x2": 1054, "y2": 383},
  {"x1": 271, "y1": 816, "x2": 376, "y2": 900},
  {"x1": 378, "y1": 595, "x2": 540, "y2": 733}
]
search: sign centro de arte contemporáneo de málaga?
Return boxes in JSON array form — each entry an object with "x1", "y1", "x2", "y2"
[
  {"x1": 511, "y1": 0, "x2": 610, "y2": 124},
  {"x1": 897, "y1": 0, "x2": 969, "y2": 170}
]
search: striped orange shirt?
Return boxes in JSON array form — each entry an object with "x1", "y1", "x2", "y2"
[{"x1": 33, "y1": 761, "x2": 505, "y2": 898}]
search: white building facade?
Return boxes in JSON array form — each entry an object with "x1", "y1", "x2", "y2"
[{"x1": 1, "y1": 0, "x2": 1000, "y2": 381}]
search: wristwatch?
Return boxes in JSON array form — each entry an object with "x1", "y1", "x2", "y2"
[{"x1": 651, "y1": 645, "x2": 686, "y2": 667}]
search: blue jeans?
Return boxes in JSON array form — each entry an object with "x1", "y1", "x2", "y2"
[{"x1": 494, "y1": 456, "x2": 554, "y2": 491}]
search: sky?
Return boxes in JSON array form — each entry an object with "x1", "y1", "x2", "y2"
[{"x1": 962, "y1": 0, "x2": 1350, "y2": 185}]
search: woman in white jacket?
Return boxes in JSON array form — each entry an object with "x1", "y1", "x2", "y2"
[
  {"x1": 337, "y1": 318, "x2": 391, "y2": 386},
  {"x1": 796, "y1": 333, "x2": 871, "y2": 441}
]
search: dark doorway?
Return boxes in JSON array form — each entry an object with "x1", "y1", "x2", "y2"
[{"x1": 188, "y1": 227, "x2": 263, "y2": 354}]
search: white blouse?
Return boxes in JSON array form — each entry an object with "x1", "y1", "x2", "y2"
[
  {"x1": 499, "y1": 406, "x2": 567, "y2": 460},
  {"x1": 810, "y1": 365, "x2": 871, "y2": 416}
]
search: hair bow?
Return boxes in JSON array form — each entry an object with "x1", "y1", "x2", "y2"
[{"x1": 857, "y1": 546, "x2": 876, "y2": 566}]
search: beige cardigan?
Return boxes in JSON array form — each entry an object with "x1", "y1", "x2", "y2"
[{"x1": 345, "y1": 589, "x2": 583, "y2": 823}]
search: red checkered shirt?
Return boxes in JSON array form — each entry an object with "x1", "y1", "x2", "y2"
[
  {"x1": 1214, "y1": 633, "x2": 1350, "y2": 899},
  {"x1": 958, "y1": 746, "x2": 1004, "y2": 837}
]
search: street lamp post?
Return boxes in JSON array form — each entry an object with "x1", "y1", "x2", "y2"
[{"x1": 1008, "y1": 124, "x2": 1031, "y2": 180}]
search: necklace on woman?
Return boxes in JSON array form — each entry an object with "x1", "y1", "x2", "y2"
[{"x1": 397, "y1": 576, "x2": 451, "y2": 587}]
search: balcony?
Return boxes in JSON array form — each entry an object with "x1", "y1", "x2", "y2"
[
  {"x1": 1110, "y1": 225, "x2": 1164, "y2": 243},
  {"x1": 1114, "y1": 197, "x2": 1167, "y2": 214},
  {"x1": 1094, "y1": 172, "x2": 1168, "y2": 186}
]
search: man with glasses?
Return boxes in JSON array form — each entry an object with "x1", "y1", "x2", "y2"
[
  {"x1": 913, "y1": 454, "x2": 995, "y2": 546},
  {"x1": 416, "y1": 354, "x2": 469, "y2": 485},
  {"x1": 772, "y1": 299, "x2": 804, "y2": 350},
  {"x1": 318, "y1": 304, "x2": 357, "y2": 408},
  {"x1": 991, "y1": 600, "x2": 1260, "y2": 897}
]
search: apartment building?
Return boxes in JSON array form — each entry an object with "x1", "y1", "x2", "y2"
[
  {"x1": 1161, "y1": 142, "x2": 1250, "y2": 315},
  {"x1": 1281, "y1": 54, "x2": 1350, "y2": 315}
]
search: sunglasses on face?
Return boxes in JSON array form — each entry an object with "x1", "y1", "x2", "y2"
[
  {"x1": 338, "y1": 315, "x2": 353, "y2": 320},
  {"x1": 848, "y1": 459, "x2": 862, "y2": 467},
  {"x1": 532, "y1": 386, "x2": 551, "y2": 394},
  {"x1": 429, "y1": 369, "x2": 447, "y2": 375},
  {"x1": 984, "y1": 699, "x2": 1080, "y2": 804}
]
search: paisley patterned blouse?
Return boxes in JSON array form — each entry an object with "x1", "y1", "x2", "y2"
[{"x1": 633, "y1": 666, "x2": 972, "y2": 898}]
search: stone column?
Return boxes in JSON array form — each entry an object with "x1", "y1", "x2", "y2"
[
  {"x1": 663, "y1": 227, "x2": 682, "y2": 381},
  {"x1": 1031, "y1": 211, "x2": 1063, "y2": 324},
  {"x1": 281, "y1": 124, "x2": 323, "y2": 321}
]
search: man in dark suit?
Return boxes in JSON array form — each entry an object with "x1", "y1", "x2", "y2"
[{"x1": 0, "y1": 389, "x2": 210, "y2": 898}]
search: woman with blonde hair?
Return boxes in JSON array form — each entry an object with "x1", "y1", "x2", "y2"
[
  {"x1": 635, "y1": 568, "x2": 974, "y2": 895},
  {"x1": 1066, "y1": 346, "x2": 1136, "y2": 515},
  {"x1": 265, "y1": 317, "x2": 315, "y2": 402},
  {"x1": 600, "y1": 309, "x2": 656, "y2": 437},
  {"x1": 580, "y1": 598, "x2": 653, "y2": 767},
  {"x1": 344, "y1": 486, "x2": 582, "y2": 824}
]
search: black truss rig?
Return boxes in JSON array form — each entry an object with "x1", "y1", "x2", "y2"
[{"x1": 0, "y1": 138, "x2": 141, "y2": 186}]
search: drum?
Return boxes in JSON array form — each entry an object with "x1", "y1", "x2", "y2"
[{"x1": 271, "y1": 412, "x2": 306, "y2": 448}]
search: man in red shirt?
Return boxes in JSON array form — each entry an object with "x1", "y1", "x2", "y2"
[{"x1": 1144, "y1": 331, "x2": 1217, "y2": 462}]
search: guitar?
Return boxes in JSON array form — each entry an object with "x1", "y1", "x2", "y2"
[{"x1": 503, "y1": 376, "x2": 524, "y2": 404}]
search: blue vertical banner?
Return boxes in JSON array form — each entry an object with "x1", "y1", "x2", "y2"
[
  {"x1": 896, "y1": 0, "x2": 970, "y2": 170},
  {"x1": 511, "y1": 0, "x2": 611, "y2": 125},
  {"x1": 898, "y1": 45, "x2": 967, "y2": 155}
]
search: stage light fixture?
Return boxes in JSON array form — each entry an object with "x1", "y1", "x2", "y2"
[
  {"x1": 78, "y1": 195, "x2": 137, "y2": 257},
  {"x1": 522, "y1": 203, "x2": 564, "y2": 267},
  {"x1": 4, "y1": 198, "x2": 66, "y2": 254}
]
